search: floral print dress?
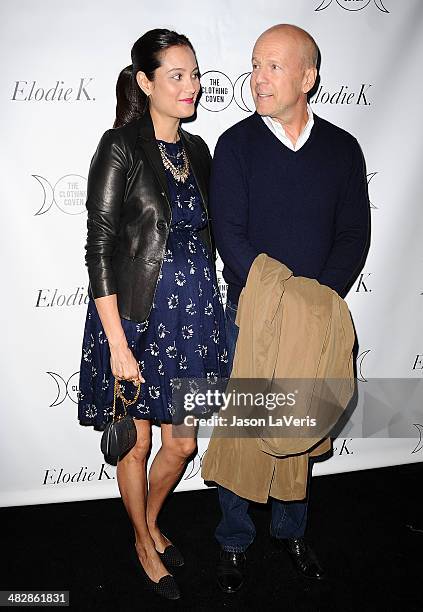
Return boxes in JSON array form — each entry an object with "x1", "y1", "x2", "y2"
[{"x1": 78, "y1": 139, "x2": 228, "y2": 429}]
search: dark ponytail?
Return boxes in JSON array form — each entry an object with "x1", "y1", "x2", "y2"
[
  {"x1": 113, "y1": 65, "x2": 144, "y2": 128},
  {"x1": 113, "y1": 28, "x2": 196, "y2": 128}
]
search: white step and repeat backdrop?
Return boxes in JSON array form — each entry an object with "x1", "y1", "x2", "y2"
[{"x1": 1, "y1": 0, "x2": 423, "y2": 507}]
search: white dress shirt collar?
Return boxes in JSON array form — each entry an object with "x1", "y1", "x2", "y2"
[{"x1": 261, "y1": 104, "x2": 314, "y2": 152}]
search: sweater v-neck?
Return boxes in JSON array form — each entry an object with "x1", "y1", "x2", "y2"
[{"x1": 252, "y1": 112, "x2": 320, "y2": 158}]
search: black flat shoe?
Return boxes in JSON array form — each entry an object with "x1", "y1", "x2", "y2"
[
  {"x1": 272, "y1": 536, "x2": 326, "y2": 581},
  {"x1": 217, "y1": 550, "x2": 246, "y2": 593},
  {"x1": 132, "y1": 548, "x2": 181, "y2": 600},
  {"x1": 143, "y1": 574, "x2": 181, "y2": 600},
  {"x1": 157, "y1": 543, "x2": 184, "y2": 568}
]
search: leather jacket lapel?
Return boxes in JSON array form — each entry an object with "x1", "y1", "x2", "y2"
[{"x1": 137, "y1": 111, "x2": 170, "y2": 202}]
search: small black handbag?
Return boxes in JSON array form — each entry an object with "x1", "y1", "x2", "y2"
[{"x1": 101, "y1": 378, "x2": 141, "y2": 462}]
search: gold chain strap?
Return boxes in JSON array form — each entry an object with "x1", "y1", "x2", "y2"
[{"x1": 112, "y1": 378, "x2": 141, "y2": 422}]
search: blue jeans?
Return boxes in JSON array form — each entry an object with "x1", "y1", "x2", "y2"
[{"x1": 215, "y1": 298, "x2": 309, "y2": 552}]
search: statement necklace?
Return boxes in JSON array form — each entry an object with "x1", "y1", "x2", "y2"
[{"x1": 158, "y1": 141, "x2": 190, "y2": 183}]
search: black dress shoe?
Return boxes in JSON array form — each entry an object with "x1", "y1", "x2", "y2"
[
  {"x1": 273, "y1": 537, "x2": 326, "y2": 580},
  {"x1": 132, "y1": 548, "x2": 181, "y2": 600},
  {"x1": 217, "y1": 550, "x2": 246, "y2": 593},
  {"x1": 157, "y1": 543, "x2": 184, "y2": 568}
]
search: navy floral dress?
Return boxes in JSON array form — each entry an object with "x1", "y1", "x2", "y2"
[{"x1": 78, "y1": 139, "x2": 228, "y2": 429}]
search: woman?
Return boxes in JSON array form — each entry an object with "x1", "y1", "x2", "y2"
[{"x1": 77, "y1": 29, "x2": 228, "y2": 600}]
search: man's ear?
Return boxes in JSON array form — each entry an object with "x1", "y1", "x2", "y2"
[
  {"x1": 302, "y1": 67, "x2": 317, "y2": 94},
  {"x1": 136, "y1": 71, "x2": 152, "y2": 96}
]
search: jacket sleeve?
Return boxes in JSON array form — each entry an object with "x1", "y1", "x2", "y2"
[
  {"x1": 317, "y1": 138, "x2": 370, "y2": 298},
  {"x1": 209, "y1": 134, "x2": 260, "y2": 285},
  {"x1": 85, "y1": 129, "x2": 128, "y2": 298}
]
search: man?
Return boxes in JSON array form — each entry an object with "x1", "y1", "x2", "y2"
[{"x1": 207, "y1": 24, "x2": 370, "y2": 593}]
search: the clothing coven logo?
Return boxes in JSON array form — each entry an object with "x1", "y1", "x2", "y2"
[
  {"x1": 357, "y1": 350, "x2": 371, "y2": 382},
  {"x1": 184, "y1": 451, "x2": 207, "y2": 480},
  {"x1": 200, "y1": 71, "x2": 254, "y2": 113},
  {"x1": 32, "y1": 174, "x2": 87, "y2": 215},
  {"x1": 315, "y1": 0, "x2": 389, "y2": 12},
  {"x1": 47, "y1": 371, "x2": 79, "y2": 406},
  {"x1": 412, "y1": 425, "x2": 423, "y2": 454}
]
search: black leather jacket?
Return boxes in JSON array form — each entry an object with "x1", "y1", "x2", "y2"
[{"x1": 85, "y1": 110, "x2": 213, "y2": 322}]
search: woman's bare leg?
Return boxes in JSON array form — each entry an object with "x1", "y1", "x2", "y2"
[
  {"x1": 146, "y1": 423, "x2": 197, "y2": 551},
  {"x1": 116, "y1": 418, "x2": 169, "y2": 581}
]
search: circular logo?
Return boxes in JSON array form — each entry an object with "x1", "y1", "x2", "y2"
[
  {"x1": 199, "y1": 71, "x2": 234, "y2": 112},
  {"x1": 66, "y1": 372, "x2": 80, "y2": 403},
  {"x1": 54, "y1": 174, "x2": 87, "y2": 215},
  {"x1": 336, "y1": 0, "x2": 371, "y2": 10},
  {"x1": 233, "y1": 72, "x2": 254, "y2": 113},
  {"x1": 47, "y1": 371, "x2": 80, "y2": 406}
]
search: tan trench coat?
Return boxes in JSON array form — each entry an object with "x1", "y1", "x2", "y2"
[{"x1": 201, "y1": 254, "x2": 355, "y2": 502}]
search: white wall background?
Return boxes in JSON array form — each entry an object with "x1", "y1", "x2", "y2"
[{"x1": 1, "y1": 0, "x2": 422, "y2": 507}]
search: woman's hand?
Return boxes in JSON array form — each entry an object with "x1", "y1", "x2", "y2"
[
  {"x1": 109, "y1": 335, "x2": 145, "y2": 384},
  {"x1": 93, "y1": 295, "x2": 145, "y2": 385}
]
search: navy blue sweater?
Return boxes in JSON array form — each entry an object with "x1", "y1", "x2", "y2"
[{"x1": 209, "y1": 112, "x2": 370, "y2": 303}]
